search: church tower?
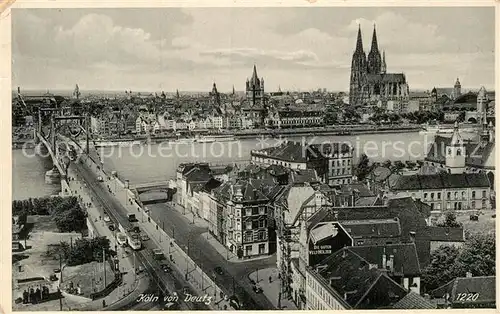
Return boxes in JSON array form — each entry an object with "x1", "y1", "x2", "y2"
[
  {"x1": 477, "y1": 86, "x2": 488, "y2": 118},
  {"x1": 445, "y1": 121, "x2": 466, "y2": 174},
  {"x1": 431, "y1": 87, "x2": 437, "y2": 101},
  {"x1": 211, "y1": 82, "x2": 221, "y2": 108},
  {"x1": 453, "y1": 78, "x2": 462, "y2": 99},
  {"x1": 367, "y1": 25, "x2": 382, "y2": 74},
  {"x1": 349, "y1": 25, "x2": 367, "y2": 105},
  {"x1": 480, "y1": 109, "x2": 490, "y2": 144},
  {"x1": 381, "y1": 51, "x2": 387, "y2": 74},
  {"x1": 246, "y1": 64, "x2": 264, "y2": 106}
]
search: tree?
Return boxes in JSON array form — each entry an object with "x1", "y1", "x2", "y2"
[
  {"x1": 455, "y1": 232, "x2": 495, "y2": 277},
  {"x1": 54, "y1": 207, "x2": 87, "y2": 233},
  {"x1": 355, "y1": 153, "x2": 371, "y2": 181},
  {"x1": 422, "y1": 232, "x2": 496, "y2": 292},
  {"x1": 422, "y1": 245, "x2": 461, "y2": 292},
  {"x1": 436, "y1": 211, "x2": 462, "y2": 228},
  {"x1": 65, "y1": 237, "x2": 111, "y2": 266}
]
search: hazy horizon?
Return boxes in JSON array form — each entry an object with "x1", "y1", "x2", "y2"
[{"x1": 12, "y1": 7, "x2": 495, "y2": 92}]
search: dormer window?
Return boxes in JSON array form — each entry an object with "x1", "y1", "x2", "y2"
[
  {"x1": 448, "y1": 148, "x2": 452, "y2": 155},
  {"x1": 457, "y1": 149, "x2": 462, "y2": 156}
]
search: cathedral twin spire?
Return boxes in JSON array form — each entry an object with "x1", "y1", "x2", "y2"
[{"x1": 353, "y1": 23, "x2": 384, "y2": 75}]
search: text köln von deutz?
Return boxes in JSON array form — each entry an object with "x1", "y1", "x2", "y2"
[{"x1": 136, "y1": 293, "x2": 213, "y2": 305}]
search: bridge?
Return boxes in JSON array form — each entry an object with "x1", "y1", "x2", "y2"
[{"x1": 131, "y1": 181, "x2": 173, "y2": 194}]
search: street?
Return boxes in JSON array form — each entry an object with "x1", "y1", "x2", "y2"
[
  {"x1": 70, "y1": 160, "x2": 210, "y2": 310},
  {"x1": 145, "y1": 202, "x2": 278, "y2": 308}
]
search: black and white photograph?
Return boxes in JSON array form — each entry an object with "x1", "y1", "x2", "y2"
[{"x1": 7, "y1": 2, "x2": 497, "y2": 311}]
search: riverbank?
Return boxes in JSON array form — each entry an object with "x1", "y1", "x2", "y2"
[{"x1": 92, "y1": 124, "x2": 422, "y2": 145}]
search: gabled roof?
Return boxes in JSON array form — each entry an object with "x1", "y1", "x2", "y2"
[
  {"x1": 307, "y1": 197, "x2": 429, "y2": 245},
  {"x1": 416, "y1": 226, "x2": 464, "y2": 242},
  {"x1": 393, "y1": 173, "x2": 491, "y2": 191},
  {"x1": 349, "y1": 243, "x2": 421, "y2": 277},
  {"x1": 340, "y1": 182, "x2": 374, "y2": 197},
  {"x1": 430, "y1": 276, "x2": 496, "y2": 306},
  {"x1": 184, "y1": 166, "x2": 212, "y2": 183},
  {"x1": 341, "y1": 218, "x2": 401, "y2": 239},
  {"x1": 315, "y1": 247, "x2": 407, "y2": 309},
  {"x1": 392, "y1": 292, "x2": 435, "y2": 309},
  {"x1": 290, "y1": 169, "x2": 319, "y2": 184}
]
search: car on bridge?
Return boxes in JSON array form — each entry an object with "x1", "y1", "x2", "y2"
[
  {"x1": 214, "y1": 266, "x2": 224, "y2": 276},
  {"x1": 160, "y1": 264, "x2": 172, "y2": 273},
  {"x1": 153, "y1": 248, "x2": 164, "y2": 260}
]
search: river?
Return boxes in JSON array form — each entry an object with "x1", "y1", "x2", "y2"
[
  {"x1": 11, "y1": 131, "x2": 452, "y2": 197},
  {"x1": 12, "y1": 149, "x2": 61, "y2": 200}
]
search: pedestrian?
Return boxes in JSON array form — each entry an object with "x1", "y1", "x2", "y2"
[{"x1": 269, "y1": 275, "x2": 272, "y2": 283}]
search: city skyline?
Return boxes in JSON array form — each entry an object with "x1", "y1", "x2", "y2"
[{"x1": 12, "y1": 7, "x2": 495, "y2": 92}]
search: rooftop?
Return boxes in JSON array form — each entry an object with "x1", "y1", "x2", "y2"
[{"x1": 392, "y1": 173, "x2": 491, "y2": 190}]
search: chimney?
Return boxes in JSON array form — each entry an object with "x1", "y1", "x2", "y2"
[
  {"x1": 253, "y1": 188, "x2": 258, "y2": 200},
  {"x1": 387, "y1": 254, "x2": 394, "y2": 272},
  {"x1": 410, "y1": 283, "x2": 419, "y2": 294},
  {"x1": 409, "y1": 231, "x2": 416, "y2": 242},
  {"x1": 382, "y1": 253, "x2": 387, "y2": 269},
  {"x1": 234, "y1": 184, "x2": 243, "y2": 201}
]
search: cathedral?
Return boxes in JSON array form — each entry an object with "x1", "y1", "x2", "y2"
[{"x1": 349, "y1": 25, "x2": 410, "y2": 106}]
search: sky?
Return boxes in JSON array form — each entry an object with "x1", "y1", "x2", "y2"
[{"x1": 11, "y1": 7, "x2": 495, "y2": 93}]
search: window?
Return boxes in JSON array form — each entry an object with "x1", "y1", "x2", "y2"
[
  {"x1": 454, "y1": 192, "x2": 458, "y2": 199},
  {"x1": 342, "y1": 160, "x2": 346, "y2": 166},
  {"x1": 259, "y1": 220, "x2": 265, "y2": 228},
  {"x1": 424, "y1": 193, "x2": 428, "y2": 199},
  {"x1": 348, "y1": 160, "x2": 351, "y2": 166},
  {"x1": 246, "y1": 221, "x2": 252, "y2": 230},
  {"x1": 472, "y1": 191, "x2": 476, "y2": 199},
  {"x1": 482, "y1": 200, "x2": 486, "y2": 208},
  {"x1": 437, "y1": 192, "x2": 441, "y2": 200},
  {"x1": 244, "y1": 232, "x2": 253, "y2": 242},
  {"x1": 457, "y1": 149, "x2": 462, "y2": 156},
  {"x1": 462, "y1": 191, "x2": 466, "y2": 199},
  {"x1": 259, "y1": 207, "x2": 265, "y2": 215},
  {"x1": 431, "y1": 193, "x2": 434, "y2": 199},
  {"x1": 447, "y1": 192, "x2": 451, "y2": 199},
  {"x1": 471, "y1": 201, "x2": 476, "y2": 209},
  {"x1": 246, "y1": 208, "x2": 252, "y2": 216},
  {"x1": 483, "y1": 190, "x2": 487, "y2": 198}
]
